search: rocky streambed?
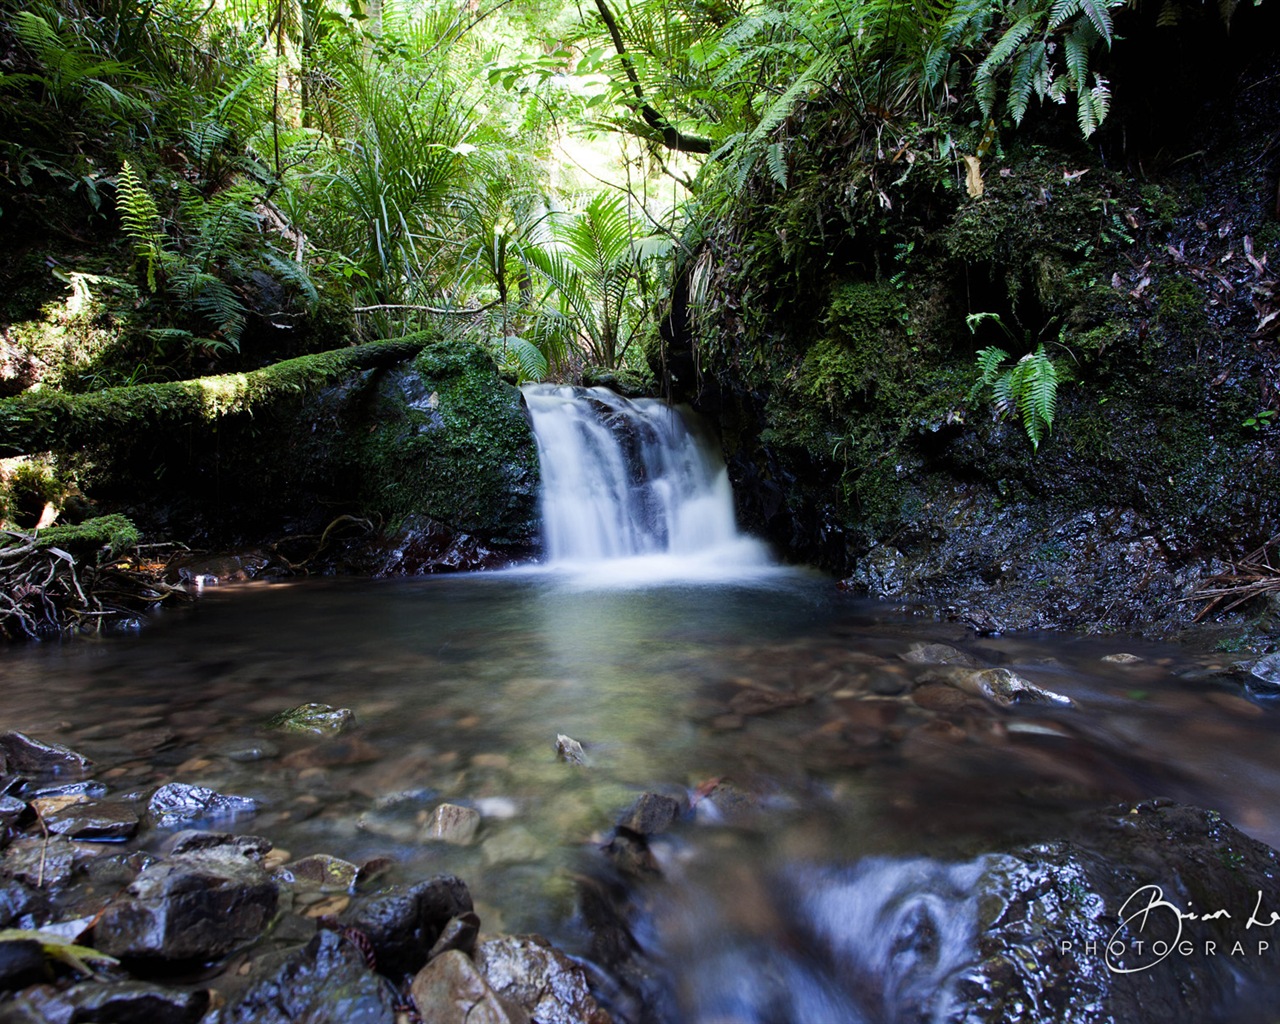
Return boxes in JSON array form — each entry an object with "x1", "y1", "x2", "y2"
[{"x1": 2, "y1": 574, "x2": 1280, "y2": 1023}]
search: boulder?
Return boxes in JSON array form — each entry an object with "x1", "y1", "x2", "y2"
[
  {"x1": 221, "y1": 930, "x2": 398, "y2": 1024},
  {"x1": 411, "y1": 950, "x2": 529, "y2": 1024},
  {"x1": 474, "y1": 935, "x2": 613, "y2": 1024},
  {"x1": 0, "y1": 981, "x2": 210, "y2": 1024},
  {"x1": 93, "y1": 848, "x2": 278, "y2": 960},
  {"x1": 617, "y1": 793, "x2": 685, "y2": 837},
  {"x1": 42, "y1": 801, "x2": 138, "y2": 841},
  {"x1": 339, "y1": 875, "x2": 474, "y2": 980}
]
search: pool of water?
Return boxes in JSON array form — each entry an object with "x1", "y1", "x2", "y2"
[{"x1": 3, "y1": 569, "x2": 1278, "y2": 1016}]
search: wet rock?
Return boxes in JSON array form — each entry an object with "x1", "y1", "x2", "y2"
[
  {"x1": 1247, "y1": 652, "x2": 1280, "y2": 690},
  {"x1": 948, "y1": 667, "x2": 1074, "y2": 708},
  {"x1": 0, "y1": 734, "x2": 90, "y2": 778},
  {"x1": 340, "y1": 875, "x2": 473, "y2": 979},
  {"x1": 281, "y1": 736, "x2": 381, "y2": 769},
  {"x1": 3, "y1": 836, "x2": 78, "y2": 888},
  {"x1": 93, "y1": 848, "x2": 278, "y2": 961},
  {"x1": 617, "y1": 793, "x2": 685, "y2": 836},
  {"x1": 1101, "y1": 652, "x2": 1145, "y2": 664},
  {"x1": 0, "y1": 877, "x2": 48, "y2": 928},
  {"x1": 28, "y1": 781, "x2": 107, "y2": 801},
  {"x1": 42, "y1": 801, "x2": 139, "y2": 841},
  {"x1": 0, "y1": 940, "x2": 46, "y2": 991},
  {"x1": 0, "y1": 795, "x2": 26, "y2": 830},
  {"x1": 555, "y1": 735, "x2": 587, "y2": 766},
  {"x1": 4, "y1": 981, "x2": 211, "y2": 1024},
  {"x1": 412, "y1": 949, "x2": 530, "y2": 1024},
  {"x1": 222, "y1": 929, "x2": 398, "y2": 1024},
  {"x1": 221, "y1": 740, "x2": 280, "y2": 762},
  {"x1": 147, "y1": 783, "x2": 257, "y2": 828},
  {"x1": 288, "y1": 854, "x2": 359, "y2": 891},
  {"x1": 910, "y1": 683, "x2": 985, "y2": 713},
  {"x1": 162, "y1": 830, "x2": 272, "y2": 860},
  {"x1": 266, "y1": 703, "x2": 355, "y2": 736},
  {"x1": 423, "y1": 803, "x2": 481, "y2": 845},
  {"x1": 900, "y1": 643, "x2": 979, "y2": 667},
  {"x1": 475, "y1": 935, "x2": 612, "y2": 1024},
  {"x1": 427, "y1": 912, "x2": 481, "y2": 960}
]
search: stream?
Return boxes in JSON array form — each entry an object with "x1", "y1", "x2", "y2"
[{"x1": 2, "y1": 387, "x2": 1279, "y2": 1021}]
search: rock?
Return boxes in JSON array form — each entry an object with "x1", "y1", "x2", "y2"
[
  {"x1": 427, "y1": 912, "x2": 481, "y2": 960},
  {"x1": 93, "y1": 848, "x2": 278, "y2": 960},
  {"x1": 3, "y1": 836, "x2": 78, "y2": 889},
  {"x1": 475, "y1": 935, "x2": 612, "y2": 1024},
  {"x1": 411, "y1": 950, "x2": 530, "y2": 1024},
  {"x1": 147, "y1": 783, "x2": 257, "y2": 828},
  {"x1": 5, "y1": 981, "x2": 211, "y2": 1024},
  {"x1": 340, "y1": 875, "x2": 474, "y2": 979},
  {"x1": 281, "y1": 736, "x2": 381, "y2": 769},
  {"x1": 0, "y1": 795, "x2": 26, "y2": 830},
  {"x1": 727, "y1": 689, "x2": 807, "y2": 716},
  {"x1": 28, "y1": 781, "x2": 107, "y2": 800},
  {"x1": 162, "y1": 830, "x2": 272, "y2": 859},
  {"x1": 0, "y1": 877, "x2": 48, "y2": 928},
  {"x1": 481, "y1": 827, "x2": 544, "y2": 866},
  {"x1": 42, "y1": 801, "x2": 139, "y2": 841},
  {"x1": 423, "y1": 804, "x2": 481, "y2": 845},
  {"x1": 0, "y1": 733, "x2": 90, "y2": 778},
  {"x1": 555, "y1": 735, "x2": 587, "y2": 766},
  {"x1": 948, "y1": 667, "x2": 1074, "y2": 708},
  {"x1": 1101, "y1": 652, "x2": 1145, "y2": 664},
  {"x1": 266, "y1": 703, "x2": 356, "y2": 736},
  {"x1": 1247, "y1": 652, "x2": 1280, "y2": 690},
  {"x1": 0, "y1": 939, "x2": 46, "y2": 991},
  {"x1": 617, "y1": 793, "x2": 685, "y2": 836},
  {"x1": 900, "y1": 643, "x2": 979, "y2": 667},
  {"x1": 287, "y1": 854, "x2": 359, "y2": 891},
  {"x1": 222, "y1": 929, "x2": 399, "y2": 1024}
]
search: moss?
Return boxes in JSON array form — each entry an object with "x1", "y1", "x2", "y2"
[
  {"x1": 0, "y1": 337, "x2": 433, "y2": 458},
  {"x1": 356, "y1": 339, "x2": 539, "y2": 540},
  {"x1": 34, "y1": 513, "x2": 139, "y2": 557},
  {"x1": 1155, "y1": 275, "x2": 1209, "y2": 334}
]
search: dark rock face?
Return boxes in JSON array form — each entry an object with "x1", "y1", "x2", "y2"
[
  {"x1": 340, "y1": 875, "x2": 474, "y2": 980},
  {"x1": 223, "y1": 930, "x2": 399, "y2": 1024},
  {"x1": 146, "y1": 783, "x2": 257, "y2": 829},
  {"x1": 93, "y1": 848, "x2": 278, "y2": 961},
  {"x1": 42, "y1": 801, "x2": 139, "y2": 841},
  {"x1": 0, "y1": 941, "x2": 45, "y2": 992}
]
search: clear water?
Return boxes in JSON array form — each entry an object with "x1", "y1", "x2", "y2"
[{"x1": 3, "y1": 574, "x2": 1278, "y2": 997}]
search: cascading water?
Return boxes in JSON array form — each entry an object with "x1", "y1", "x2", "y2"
[{"x1": 522, "y1": 385, "x2": 771, "y2": 575}]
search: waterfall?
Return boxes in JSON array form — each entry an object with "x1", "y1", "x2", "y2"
[{"x1": 522, "y1": 385, "x2": 770, "y2": 575}]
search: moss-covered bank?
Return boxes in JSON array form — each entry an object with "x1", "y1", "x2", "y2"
[
  {"x1": 662, "y1": 53, "x2": 1280, "y2": 637},
  {"x1": 2, "y1": 334, "x2": 539, "y2": 573}
]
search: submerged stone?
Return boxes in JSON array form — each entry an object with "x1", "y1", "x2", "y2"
[
  {"x1": 42, "y1": 801, "x2": 138, "y2": 842},
  {"x1": 948, "y1": 667, "x2": 1075, "y2": 708},
  {"x1": 423, "y1": 804, "x2": 481, "y2": 846},
  {"x1": 266, "y1": 703, "x2": 355, "y2": 736},
  {"x1": 555, "y1": 735, "x2": 587, "y2": 767},
  {"x1": 617, "y1": 793, "x2": 685, "y2": 836}
]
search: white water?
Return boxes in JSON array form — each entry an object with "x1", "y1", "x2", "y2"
[{"x1": 522, "y1": 385, "x2": 774, "y2": 583}]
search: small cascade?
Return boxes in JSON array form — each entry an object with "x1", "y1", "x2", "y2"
[{"x1": 522, "y1": 385, "x2": 769, "y2": 572}]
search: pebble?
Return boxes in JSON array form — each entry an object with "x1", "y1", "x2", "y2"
[{"x1": 424, "y1": 803, "x2": 482, "y2": 845}]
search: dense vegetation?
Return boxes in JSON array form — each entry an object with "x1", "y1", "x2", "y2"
[{"x1": 0, "y1": 0, "x2": 1277, "y2": 633}]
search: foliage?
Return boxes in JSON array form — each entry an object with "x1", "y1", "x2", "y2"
[{"x1": 968, "y1": 316, "x2": 1063, "y2": 452}]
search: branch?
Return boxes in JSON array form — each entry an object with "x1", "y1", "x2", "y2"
[
  {"x1": 591, "y1": 0, "x2": 714, "y2": 155},
  {"x1": 353, "y1": 300, "x2": 500, "y2": 316}
]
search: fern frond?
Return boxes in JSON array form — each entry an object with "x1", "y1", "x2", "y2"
[
  {"x1": 1007, "y1": 42, "x2": 1048, "y2": 124},
  {"x1": 500, "y1": 336, "x2": 548, "y2": 383},
  {"x1": 765, "y1": 141, "x2": 788, "y2": 189},
  {"x1": 115, "y1": 160, "x2": 165, "y2": 292},
  {"x1": 1078, "y1": 0, "x2": 1117, "y2": 44},
  {"x1": 1048, "y1": 0, "x2": 1083, "y2": 30}
]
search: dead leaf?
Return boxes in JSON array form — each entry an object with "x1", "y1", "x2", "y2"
[{"x1": 963, "y1": 155, "x2": 983, "y2": 198}]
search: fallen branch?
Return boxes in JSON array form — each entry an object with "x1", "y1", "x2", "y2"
[{"x1": 1185, "y1": 533, "x2": 1280, "y2": 620}]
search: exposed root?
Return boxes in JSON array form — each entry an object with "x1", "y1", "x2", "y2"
[{"x1": 1186, "y1": 533, "x2": 1280, "y2": 621}]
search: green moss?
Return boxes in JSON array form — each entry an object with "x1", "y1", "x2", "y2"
[
  {"x1": 1155, "y1": 275, "x2": 1208, "y2": 334},
  {"x1": 33, "y1": 513, "x2": 138, "y2": 557},
  {"x1": 356, "y1": 339, "x2": 539, "y2": 540}
]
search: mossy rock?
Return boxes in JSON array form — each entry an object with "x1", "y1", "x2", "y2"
[
  {"x1": 356, "y1": 339, "x2": 539, "y2": 542},
  {"x1": 266, "y1": 703, "x2": 355, "y2": 736},
  {"x1": 35, "y1": 514, "x2": 139, "y2": 557}
]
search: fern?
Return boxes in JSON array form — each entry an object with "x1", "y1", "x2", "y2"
[
  {"x1": 500, "y1": 336, "x2": 548, "y2": 383},
  {"x1": 970, "y1": 342, "x2": 1062, "y2": 451},
  {"x1": 765, "y1": 141, "x2": 788, "y2": 189},
  {"x1": 115, "y1": 161, "x2": 165, "y2": 292}
]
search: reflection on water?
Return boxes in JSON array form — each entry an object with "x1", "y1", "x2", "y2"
[{"x1": 3, "y1": 572, "x2": 1279, "y2": 1015}]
